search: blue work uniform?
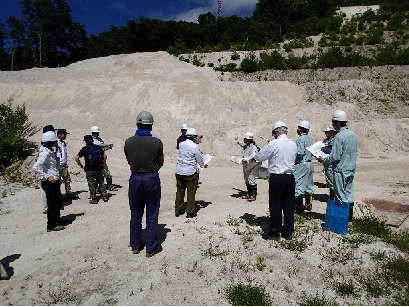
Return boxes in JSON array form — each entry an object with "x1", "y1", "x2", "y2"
[
  {"x1": 322, "y1": 136, "x2": 334, "y2": 189},
  {"x1": 294, "y1": 134, "x2": 314, "y2": 197},
  {"x1": 323, "y1": 127, "x2": 357, "y2": 203}
]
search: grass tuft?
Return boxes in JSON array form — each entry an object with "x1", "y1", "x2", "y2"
[{"x1": 224, "y1": 282, "x2": 272, "y2": 306}]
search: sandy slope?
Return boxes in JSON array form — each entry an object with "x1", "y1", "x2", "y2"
[{"x1": 0, "y1": 51, "x2": 408, "y2": 305}]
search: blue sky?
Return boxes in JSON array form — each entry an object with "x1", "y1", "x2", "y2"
[{"x1": 0, "y1": 0, "x2": 259, "y2": 36}]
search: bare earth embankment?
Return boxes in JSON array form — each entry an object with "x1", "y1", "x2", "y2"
[{"x1": 0, "y1": 51, "x2": 408, "y2": 305}]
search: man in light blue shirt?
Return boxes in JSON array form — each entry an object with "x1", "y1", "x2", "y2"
[{"x1": 318, "y1": 110, "x2": 357, "y2": 223}]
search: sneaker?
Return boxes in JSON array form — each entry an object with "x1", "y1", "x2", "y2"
[
  {"x1": 282, "y1": 234, "x2": 293, "y2": 240},
  {"x1": 102, "y1": 196, "x2": 109, "y2": 202},
  {"x1": 131, "y1": 246, "x2": 143, "y2": 254},
  {"x1": 262, "y1": 232, "x2": 280, "y2": 241},
  {"x1": 89, "y1": 198, "x2": 98, "y2": 204},
  {"x1": 146, "y1": 245, "x2": 162, "y2": 257},
  {"x1": 47, "y1": 225, "x2": 65, "y2": 232},
  {"x1": 247, "y1": 196, "x2": 256, "y2": 202},
  {"x1": 186, "y1": 212, "x2": 197, "y2": 218}
]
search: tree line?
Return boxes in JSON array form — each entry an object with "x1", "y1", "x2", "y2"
[{"x1": 0, "y1": 0, "x2": 407, "y2": 71}]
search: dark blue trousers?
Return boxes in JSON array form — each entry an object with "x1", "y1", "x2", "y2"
[
  {"x1": 128, "y1": 172, "x2": 161, "y2": 253},
  {"x1": 42, "y1": 180, "x2": 62, "y2": 231},
  {"x1": 268, "y1": 174, "x2": 295, "y2": 237}
]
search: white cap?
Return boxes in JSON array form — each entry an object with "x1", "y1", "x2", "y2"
[
  {"x1": 91, "y1": 126, "x2": 100, "y2": 133},
  {"x1": 243, "y1": 131, "x2": 253, "y2": 139},
  {"x1": 180, "y1": 123, "x2": 189, "y2": 130},
  {"x1": 323, "y1": 126, "x2": 334, "y2": 132},
  {"x1": 272, "y1": 121, "x2": 287, "y2": 131},
  {"x1": 298, "y1": 120, "x2": 310, "y2": 130}
]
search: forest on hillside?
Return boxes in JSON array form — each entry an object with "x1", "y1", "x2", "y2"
[{"x1": 0, "y1": 0, "x2": 408, "y2": 71}]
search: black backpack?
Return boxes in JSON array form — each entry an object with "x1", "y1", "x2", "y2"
[{"x1": 88, "y1": 144, "x2": 103, "y2": 168}]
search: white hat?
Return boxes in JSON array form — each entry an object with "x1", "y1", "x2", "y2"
[
  {"x1": 298, "y1": 120, "x2": 310, "y2": 130},
  {"x1": 91, "y1": 126, "x2": 100, "y2": 133},
  {"x1": 180, "y1": 123, "x2": 189, "y2": 130},
  {"x1": 272, "y1": 121, "x2": 287, "y2": 131},
  {"x1": 323, "y1": 126, "x2": 334, "y2": 132},
  {"x1": 332, "y1": 110, "x2": 347, "y2": 122},
  {"x1": 186, "y1": 127, "x2": 198, "y2": 136},
  {"x1": 243, "y1": 131, "x2": 253, "y2": 139}
]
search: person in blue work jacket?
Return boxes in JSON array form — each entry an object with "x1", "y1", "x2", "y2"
[
  {"x1": 318, "y1": 110, "x2": 357, "y2": 224},
  {"x1": 321, "y1": 126, "x2": 337, "y2": 200},
  {"x1": 294, "y1": 120, "x2": 314, "y2": 213}
]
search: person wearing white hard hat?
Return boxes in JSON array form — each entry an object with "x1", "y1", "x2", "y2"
[
  {"x1": 240, "y1": 131, "x2": 260, "y2": 202},
  {"x1": 294, "y1": 120, "x2": 314, "y2": 213},
  {"x1": 317, "y1": 110, "x2": 357, "y2": 224},
  {"x1": 176, "y1": 123, "x2": 189, "y2": 149},
  {"x1": 33, "y1": 131, "x2": 65, "y2": 232},
  {"x1": 91, "y1": 126, "x2": 115, "y2": 191},
  {"x1": 175, "y1": 127, "x2": 208, "y2": 218},
  {"x1": 321, "y1": 126, "x2": 337, "y2": 199},
  {"x1": 252, "y1": 121, "x2": 297, "y2": 240}
]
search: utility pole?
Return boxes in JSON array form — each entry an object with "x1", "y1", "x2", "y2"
[{"x1": 217, "y1": 0, "x2": 222, "y2": 18}]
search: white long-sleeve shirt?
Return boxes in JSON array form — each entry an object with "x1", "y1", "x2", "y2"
[
  {"x1": 33, "y1": 146, "x2": 60, "y2": 181},
  {"x1": 56, "y1": 140, "x2": 68, "y2": 166},
  {"x1": 254, "y1": 134, "x2": 297, "y2": 174},
  {"x1": 176, "y1": 139, "x2": 205, "y2": 176}
]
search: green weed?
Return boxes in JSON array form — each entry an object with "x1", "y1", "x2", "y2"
[
  {"x1": 224, "y1": 282, "x2": 272, "y2": 306},
  {"x1": 297, "y1": 291, "x2": 336, "y2": 306}
]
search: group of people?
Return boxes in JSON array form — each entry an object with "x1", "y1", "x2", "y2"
[
  {"x1": 239, "y1": 110, "x2": 357, "y2": 240},
  {"x1": 33, "y1": 109, "x2": 357, "y2": 257},
  {"x1": 33, "y1": 125, "x2": 114, "y2": 232}
]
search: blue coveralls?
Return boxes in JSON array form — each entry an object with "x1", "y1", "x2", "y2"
[
  {"x1": 294, "y1": 134, "x2": 314, "y2": 198},
  {"x1": 323, "y1": 127, "x2": 357, "y2": 220},
  {"x1": 322, "y1": 136, "x2": 334, "y2": 190}
]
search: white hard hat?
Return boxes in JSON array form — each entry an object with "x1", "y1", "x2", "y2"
[
  {"x1": 186, "y1": 127, "x2": 198, "y2": 136},
  {"x1": 332, "y1": 110, "x2": 347, "y2": 122},
  {"x1": 243, "y1": 131, "x2": 253, "y2": 139},
  {"x1": 323, "y1": 126, "x2": 334, "y2": 132},
  {"x1": 91, "y1": 126, "x2": 100, "y2": 133},
  {"x1": 180, "y1": 123, "x2": 189, "y2": 130},
  {"x1": 298, "y1": 120, "x2": 310, "y2": 130},
  {"x1": 41, "y1": 131, "x2": 58, "y2": 142},
  {"x1": 272, "y1": 121, "x2": 287, "y2": 131}
]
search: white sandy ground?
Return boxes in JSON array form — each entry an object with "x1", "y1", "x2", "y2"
[{"x1": 0, "y1": 51, "x2": 408, "y2": 305}]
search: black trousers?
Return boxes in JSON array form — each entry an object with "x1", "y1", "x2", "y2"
[
  {"x1": 268, "y1": 174, "x2": 295, "y2": 236},
  {"x1": 42, "y1": 180, "x2": 62, "y2": 231}
]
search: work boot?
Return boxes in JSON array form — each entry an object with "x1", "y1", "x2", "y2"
[
  {"x1": 247, "y1": 195, "x2": 257, "y2": 202},
  {"x1": 242, "y1": 184, "x2": 251, "y2": 199},
  {"x1": 295, "y1": 197, "x2": 304, "y2": 214},
  {"x1": 304, "y1": 194, "x2": 313, "y2": 211},
  {"x1": 106, "y1": 177, "x2": 116, "y2": 191},
  {"x1": 348, "y1": 202, "x2": 354, "y2": 222}
]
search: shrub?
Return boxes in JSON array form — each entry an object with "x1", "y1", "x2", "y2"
[
  {"x1": 0, "y1": 99, "x2": 38, "y2": 169},
  {"x1": 239, "y1": 52, "x2": 261, "y2": 73},
  {"x1": 259, "y1": 50, "x2": 285, "y2": 70},
  {"x1": 224, "y1": 282, "x2": 272, "y2": 306}
]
